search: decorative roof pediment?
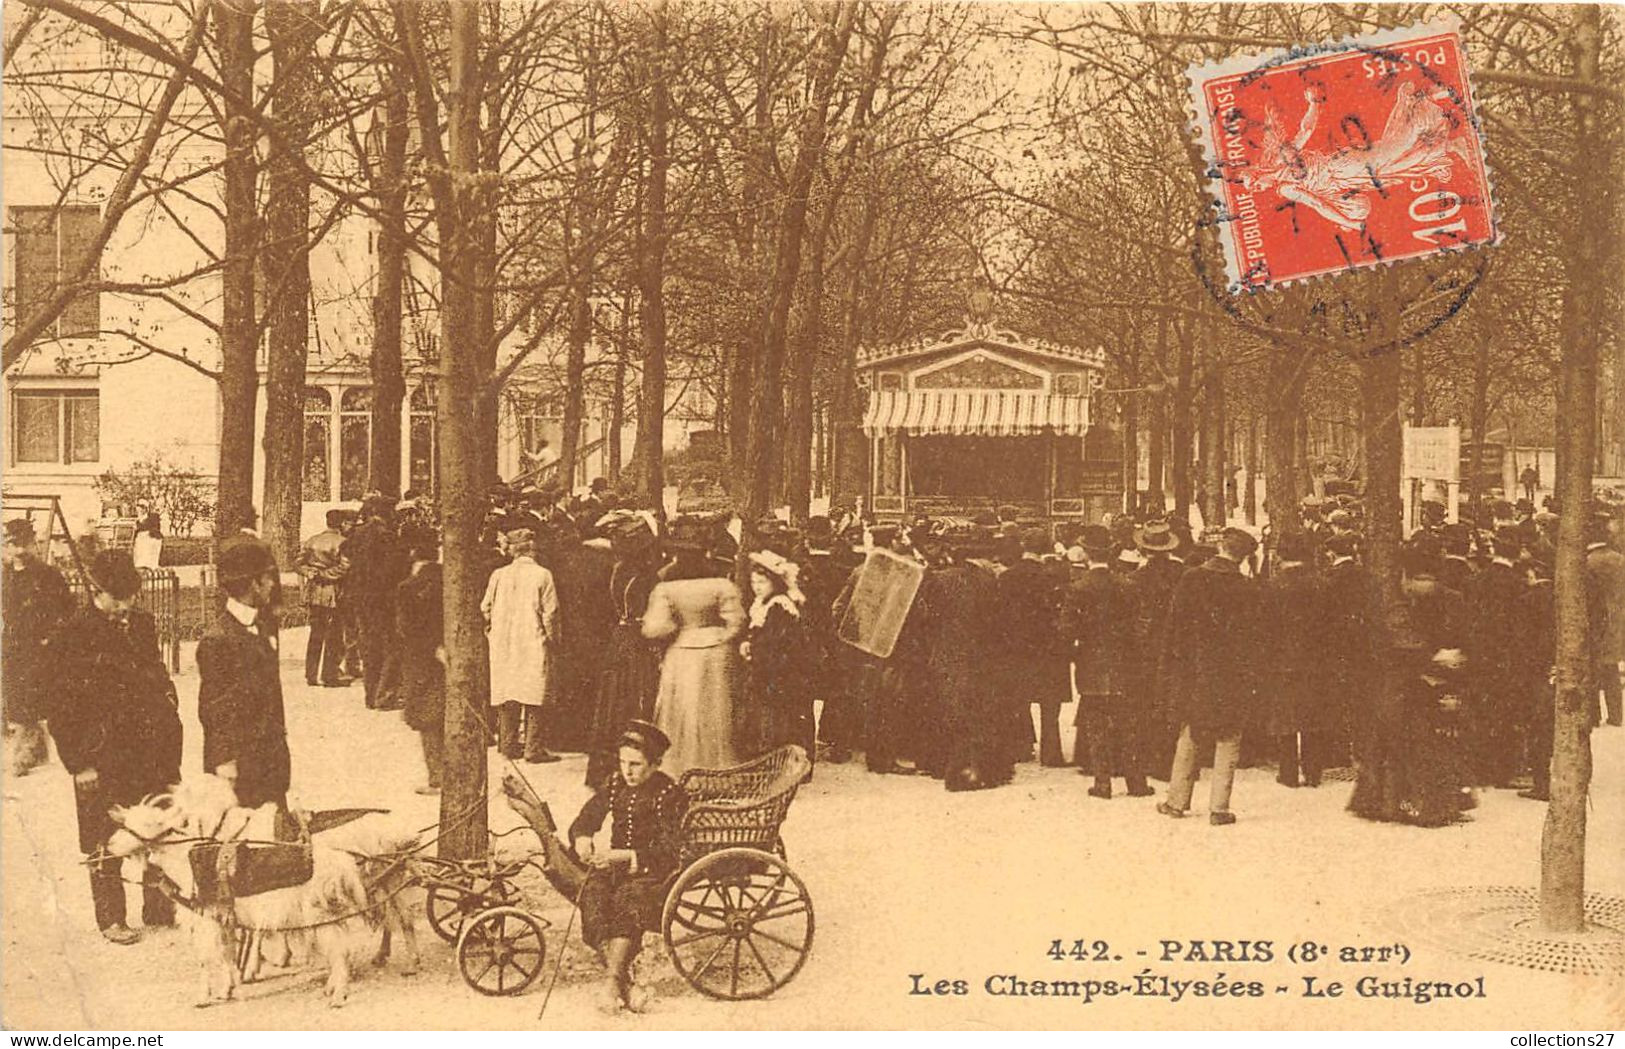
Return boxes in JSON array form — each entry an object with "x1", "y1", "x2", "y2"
[
  {"x1": 857, "y1": 320, "x2": 1106, "y2": 372},
  {"x1": 914, "y1": 351, "x2": 1045, "y2": 390}
]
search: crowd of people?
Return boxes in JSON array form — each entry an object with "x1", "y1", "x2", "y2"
[{"x1": 3, "y1": 476, "x2": 1622, "y2": 949}]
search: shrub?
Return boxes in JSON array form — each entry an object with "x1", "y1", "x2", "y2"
[{"x1": 94, "y1": 453, "x2": 216, "y2": 537}]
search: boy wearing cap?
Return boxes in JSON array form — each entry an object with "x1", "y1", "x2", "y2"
[
  {"x1": 50, "y1": 550, "x2": 183, "y2": 943},
  {"x1": 3, "y1": 518, "x2": 73, "y2": 774},
  {"x1": 196, "y1": 537, "x2": 292, "y2": 808}
]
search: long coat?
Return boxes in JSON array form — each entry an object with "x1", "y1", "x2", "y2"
[
  {"x1": 1063, "y1": 565, "x2": 1136, "y2": 699},
  {"x1": 1158, "y1": 556, "x2": 1262, "y2": 739},
  {"x1": 1125, "y1": 555, "x2": 1185, "y2": 730},
  {"x1": 481, "y1": 555, "x2": 560, "y2": 707},
  {"x1": 196, "y1": 610, "x2": 291, "y2": 808},
  {"x1": 396, "y1": 564, "x2": 445, "y2": 733},
  {"x1": 1321, "y1": 558, "x2": 1378, "y2": 726},
  {"x1": 49, "y1": 608, "x2": 183, "y2": 804},
  {"x1": 2, "y1": 556, "x2": 73, "y2": 724},
  {"x1": 297, "y1": 528, "x2": 347, "y2": 609},
  {"x1": 549, "y1": 542, "x2": 615, "y2": 750},
  {"x1": 920, "y1": 560, "x2": 1009, "y2": 778},
  {"x1": 989, "y1": 558, "x2": 1072, "y2": 704},
  {"x1": 1588, "y1": 544, "x2": 1625, "y2": 662},
  {"x1": 1260, "y1": 562, "x2": 1335, "y2": 737}
]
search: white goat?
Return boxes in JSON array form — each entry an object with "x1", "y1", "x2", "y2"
[{"x1": 107, "y1": 776, "x2": 421, "y2": 1008}]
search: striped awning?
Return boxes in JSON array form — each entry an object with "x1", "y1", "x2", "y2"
[{"x1": 861, "y1": 389, "x2": 1090, "y2": 437}]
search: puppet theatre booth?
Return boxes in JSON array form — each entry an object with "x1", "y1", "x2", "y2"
[{"x1": 857, "y1": 322, "x2": 1120, "y2": 528}]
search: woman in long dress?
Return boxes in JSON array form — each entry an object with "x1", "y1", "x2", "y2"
[
  {"x1": 585, "y1": 513, "x2": 663, "y2": 787},
  {"x1": 643, "y1": 519, "x2": 745, "y2": 780}
]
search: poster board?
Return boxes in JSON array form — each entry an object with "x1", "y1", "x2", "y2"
[{"x1": 834, "y1": 547, "x2": 924, "y2": 659}]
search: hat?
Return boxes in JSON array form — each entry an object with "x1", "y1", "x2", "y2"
[
  {"x1": 217, "y1": 535, "x2": 278, "y2": 584},
  {"x1": 1079, "y1": 524, "x2": 1114, "y2": 556},
  {"x1": 993, "y1": 534, "x2": 1024, "y2": 565},
  {"x1": 1064, "y1": 545, "x2": 1087, "y2": 564},
  {"x1": 504, "y1": 525, "x2": 535, "y2": 545},
  {"x1": 868, "y1": 524, "x2": 901, "y2": 548},
  {"x1": 616, "y1": 718, "x2": 671, "y2": 762},
  {"x1": 1021, "y1": 527, "x2": 1051, "y2": 557},
  {"x1": 747, "y1": 550, "x2": 804, "y2": 603},
  {"x1": 4, "y1": 518, "x2": 36, "y2": 543},
  {"x1": 87, "y1": 549, "x2": 142, "y2": 599},
  {"x1": 1117, "y1": 548, "x2": 1143, "y2": 567},
  {"x1": 1493, "y1": 525, "x2": 1526, "y2": 556},
  {"x1": 590, "y1": 477, "x2": 610, "y2": 492},
  {"x1": 1327, "y1": 509, "x2": 1355, "y2": 528},
  {"x1": 1324, "y1": 532, "x2": 1358, "y2": 558},
  {"x1": 664, "y1": 515, "x2": 712, "y2": 555},
  {"x1": 1274, "y1": 532, "x2": 1313, "y2": 563},
  {"x1": 803, "y1": 516, "x2": 834, "y2": 546},
  {"x1": 1134, "y1": 520, "x2": 1180, "y2": 553},
  {"x1": 1221, "y1": 527, "x2": 1259, "y2": 557}
]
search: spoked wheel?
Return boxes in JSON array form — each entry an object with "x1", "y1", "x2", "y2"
[
  {"x1": 426, "y1": 873, "x2": 517, "y2": 944},
  {"x1": 662, "y1": 847, "x2": 814, "y2": 1001},
  {"x1": 456, "y1": 906, "x2": 547, "y2": 996}
]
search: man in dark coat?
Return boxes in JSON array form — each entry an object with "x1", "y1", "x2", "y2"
[
  {"x1": 797, "y1": 517, "x2": 852, "y2": 760},
  {"x1": 49, "y1": 550, "x2": 182, "y2": 943},
  {"x1": 991, "y1": 530, "x2": 1072, "y2": 767},
  {"x1": 344, "y1": 495, "x2": 410, "y2": 709},
  {"x1": 547, "y1": 533, "x2": 616, "y2": 753},
  {"x1": 196, "y1": 537, "x2": 291, "y2": 809},
  {"x1": 1587, "y1": 511, "x2": 1625, "y2": 727},
  {"x1": 1124, "y1": 520, "x2": 1186, "y2": 778},
  {"x1": 3, "y1": 517, "x2": 73, "y2": 775},
  {"x1": 1261, "y1": 532, "x2": 1334, "y2": 787},
  {"x1": 916, "y1": 536, "x2": 1009, "y2": 791},
  {"x1": 831, "y1": 526, "x2": 927, "y2": 775},
  {"x1": 1063, "y1": 525, "x2": 1147, "y2": 797},
  {"x1": 1158, "y1": 528, "x2": 1262, "y2": 825},
  {"x1": 1465, "y1": 526, "x2": 1531, "y2": 786},
  {"x1": 1516, "y1": 558, "x2": 1556, "y2": 800},
  {"x1": 396, "y1": 532, "x2": 446, "y2": 794},
  {"x1": 1320, "y1": 532, "x2": 1375, "y2": 770}
]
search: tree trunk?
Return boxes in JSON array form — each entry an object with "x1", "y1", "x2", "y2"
[
  {"x1": 1171, "y1": 315, "x2": 1195, "y2": 523},
  {"x1": 399, "y1": 0, "x2": 489, "y2": 862},
  {"x1": 559, "y1": 32, "x2": 602, "y2": 493},
  {"x1": 1361, "y1": 283, "x2": 1406, "y2": 638},
  {"x1": 1204, "y1": 360, "x2": 1227, "y2": 530},
  {"x1": 608, "y1": 285, "x2": 632, "y2": 484},
  {"x1": 370, "y1": 68, "x2": 409, "y2": 499},
  {"x1": 260, "y1": 0, "x2": 321, "y2": 564},
  {"x1": 742, "y1": 2, "x2": 856, "y2": 523},
  {"x1": 1264, "y1": 350, "x2": 1311, "y2": 539},
  {"x1": 474, "y1": 114, "x2": 501, "y2": 486},
  {"x1": 1467, "y1": 328, "x2": 1491, "y2": 525},
  {"x1": 212, "y1": 0, "x2": 259, "y2": 541},
  {"x1": 1244, "y1": 412, "x2": 1259, "y2": 526},
  {"x1": 1541, "y1": 2, "x2": 1603, "y2": 934},
  {"x1": 636, "y1": 3, "x2": 671, "y2": 515},
  {"x1": 831, "y1": 189, "x2": 881, "y2": 509},
  {"x1": 1118, "y1": 334, "x2": 1139, "y2": 515},
  {"x1": 784, "y1": 210, "x2": 831, "y2": 522}
]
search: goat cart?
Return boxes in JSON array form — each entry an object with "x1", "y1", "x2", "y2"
[{"x1": 431, "y1": 744, "x2": 817, "y2": 1002}]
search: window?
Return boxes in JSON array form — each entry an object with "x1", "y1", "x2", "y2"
[
  {"x1": 10, "y1": 205, "x2": 102, "y2": 340},
  {"x1": 409, "y1": 384, "x2": 438, "y2": 495},
  {"x1": 302, "y1": 387, "x2": 332, "y2": 501},
  {"x1": 10, "y1": 389, "x2": 99, "y2": 464},
  {"x1": 519, "y1": 394, "x2": 563, "y2": 457},
  {"x1": 339, "y1": 386, "x2": 372, "y2": 500}
]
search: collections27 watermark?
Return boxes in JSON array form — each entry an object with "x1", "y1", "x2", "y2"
[{"x1": 907, "y1": 938, "x2": 1489, "y2": 1006}]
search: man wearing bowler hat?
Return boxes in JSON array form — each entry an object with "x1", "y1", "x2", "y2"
[
  {"x1": 50, "y1": 550, "x2": 182, "y2": 943},
  {"x1": 196, "y1": 536, "x2": 292, "y2": 808},
  {"x1": 1125, "y1": 519, "x2": 1185, "y2": 777},
  {"x1": 3, "y1": 517, "x2": 73, "y2": 774},
  {"x1": 1158, "y1": 527, "x2": 1262, "y2": 825},
  {"x1": 1064, "y1": 524, "x2": 1148, "y2": 796}
]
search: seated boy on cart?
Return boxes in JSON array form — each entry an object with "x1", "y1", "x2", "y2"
[{"x1": 504, "y1": 719, "x2": 688, "y2": 1013}]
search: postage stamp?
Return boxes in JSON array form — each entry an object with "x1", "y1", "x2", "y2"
[{"x1": 1188, "y1": 22, "x2": 1498, "y2": 292}]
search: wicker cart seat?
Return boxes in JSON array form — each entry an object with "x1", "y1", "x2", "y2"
[{"x1": 677, "y1": 745, "x2": 811, "y2": 863}]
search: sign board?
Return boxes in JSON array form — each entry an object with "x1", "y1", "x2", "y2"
[
  {"x1": 1403, "y1": 426, "x2": 1461, "y2": 482},
  {"x1": 835, "y1": 547, "x2": 924, "y2": 660}
]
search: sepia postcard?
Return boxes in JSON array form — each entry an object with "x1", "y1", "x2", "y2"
[{"x1": 2, "y1": 0, "x2": 1623, "y2": 1033}]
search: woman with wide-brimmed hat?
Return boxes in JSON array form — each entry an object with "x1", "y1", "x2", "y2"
[
  {"x1": 584, "y1": 511, "x2": 664, "y2": 787},
  {"x1": 642, "y1": 515, "x2": 745, "y2": 780},
  {"x1": 736, "y1": 549, "x2": 814, "y2": 760}
]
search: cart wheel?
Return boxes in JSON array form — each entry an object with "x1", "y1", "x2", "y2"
[
  {"x1": 457, "y1": 906, "x2": 547, "y2": 996},
  {"x1": 662, "y1": 847, "x2": 814, "y2": 1001},
  {"x1": 427, "y1": 875, "x2": 516, "y2": 944}
]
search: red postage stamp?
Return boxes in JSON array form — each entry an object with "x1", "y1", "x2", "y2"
[{"x1": 1188, "y1": 22, "x2": 1498, "y2": 292}]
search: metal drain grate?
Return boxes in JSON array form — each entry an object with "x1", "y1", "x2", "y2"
[{"x1": 1389, "y1": 886, "x2": 1625, "y2": 976}]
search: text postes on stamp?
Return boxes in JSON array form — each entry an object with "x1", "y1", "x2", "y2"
[{"x1": 1188, "y1": 23, "x2": 1498, "y2": 293}]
